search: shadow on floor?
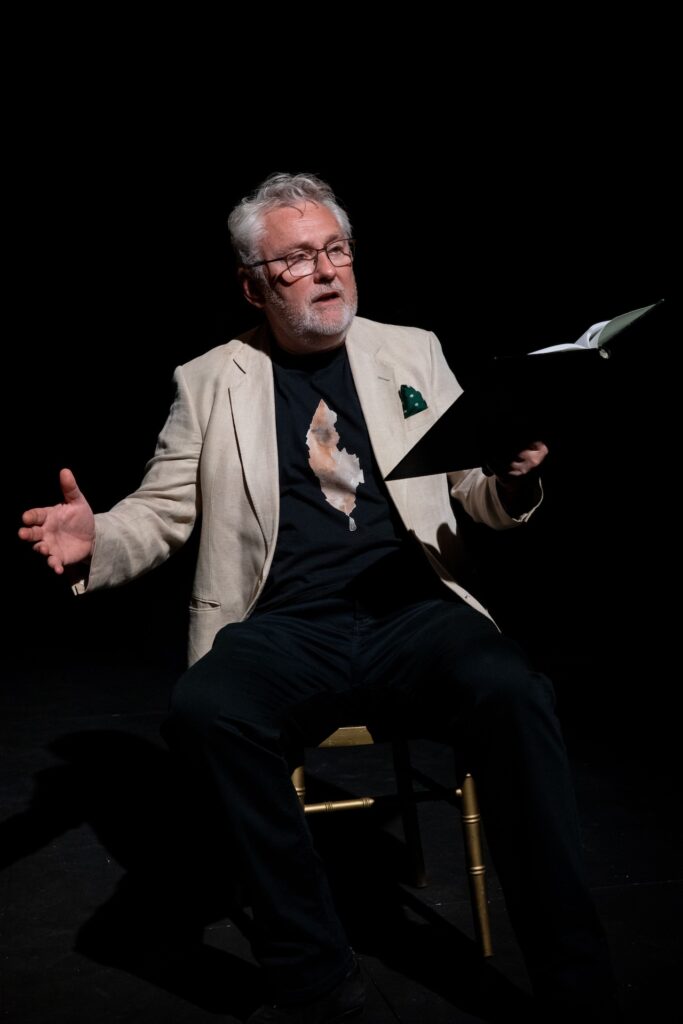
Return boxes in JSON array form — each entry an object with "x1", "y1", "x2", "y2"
[{"x1": 1, "y1": 727, "x2": 535, "y2": 1022}]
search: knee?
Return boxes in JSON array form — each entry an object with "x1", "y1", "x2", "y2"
[
  {"x1": 472, "y1": 663, "x2": 557, "y2": 725},
  {"x1": 168, "y1": 664, "x2": 222, "y2": 742},
  {"x1": 456, "y1": 669, "x2": 561, "y2": 775},
  {"x1": 167, "y1": 661, "x2": 280, "y2": 755}
]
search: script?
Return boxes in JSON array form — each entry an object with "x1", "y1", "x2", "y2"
[{"x1": 385, "y1": 299, "x2": 666, "y2": 480}]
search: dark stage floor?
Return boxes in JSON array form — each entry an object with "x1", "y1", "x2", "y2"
[{"x1": 2, "y1": 633, "x2": 681, "y2": 1024}]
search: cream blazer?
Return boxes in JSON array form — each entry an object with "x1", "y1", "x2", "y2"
[{"x1": 81, "y1": 317, "x2": 536, "y2": 665}]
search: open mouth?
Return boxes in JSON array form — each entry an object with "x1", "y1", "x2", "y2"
[{"x1": 313, "y1": 291, "x2": 341, "y2": 303}]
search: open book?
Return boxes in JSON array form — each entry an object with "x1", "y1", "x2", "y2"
[
  {"x1": 528, "y1": 300, "x2": 663, "y2": 358},
  {"x1": 385, "y1": 299, "x2": 667, "y2": 480}
]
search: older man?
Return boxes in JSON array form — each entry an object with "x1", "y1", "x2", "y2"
[{"x1": 20, "y1": 173, "x2": 616, "y2": 1023}]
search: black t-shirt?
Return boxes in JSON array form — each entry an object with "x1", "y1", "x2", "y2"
[{"x1": 255, "y1": 342, "x2": 437, "y2": 613}]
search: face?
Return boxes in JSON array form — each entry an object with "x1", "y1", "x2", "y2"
[{"x1": 241, "y1": 202, "x2": 358, "y2": 354}]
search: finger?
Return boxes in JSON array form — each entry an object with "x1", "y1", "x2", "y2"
[
  {"x1": 519, "y1": 441, "x2": 548, "y2": 459},
  {"x1": 19, "y1": 525, "x2": 45, "y2": 542},
  {"x1": 507, "y1": 442, "x2": 548, "y2": 469},
  {"x1": 519, "y1": 450, "x2": 547, "y2": 470},
  {"x1": 59, "y1": 467, "x2": 82, "y2": 504},
  {"x1": 21, "y1": 508, "x2": 47, "y2": 527},
  {"x1": 46, "y1": 553, "x2": 64, "y2": 573}
]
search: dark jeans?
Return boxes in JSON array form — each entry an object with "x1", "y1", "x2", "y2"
[{"x1": 165, "y1": 588, "x2": 613, "y2": 1007}]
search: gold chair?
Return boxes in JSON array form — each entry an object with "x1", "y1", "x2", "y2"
[{"x1": 291, "y1": 726, "x2": 493, "y2": 957}]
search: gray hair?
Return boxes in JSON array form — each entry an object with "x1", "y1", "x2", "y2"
[{"x1": 228, "y1": 172, "x2": 353, "y2": 267}]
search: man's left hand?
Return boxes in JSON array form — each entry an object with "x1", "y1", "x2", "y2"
[
  {"x1": 490, "y1": 441, "x2": 548, "y2": 485},
  {"x1": 484, "y1": 441, "x2": 549, "y2": 516}
]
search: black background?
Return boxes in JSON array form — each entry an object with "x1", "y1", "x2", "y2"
[
  {"x1": 8, "y1": 72, "x2": 676, "y2": 763},
  {"x1": 2, "y1": 31, "x2": 679, "y2": 1021}
]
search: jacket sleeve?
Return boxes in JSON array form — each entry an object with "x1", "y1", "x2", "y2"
[
  {"x1": 77, "y1": 365, "x2": 203, "y2": 593},
  {"x1": 448, "y1": 465, "x2": 543, "y2": 528}
]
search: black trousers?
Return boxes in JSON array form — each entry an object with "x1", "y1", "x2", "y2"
[{"x1": 166, "y1": 587, "x2": 613, "y2": 1008}]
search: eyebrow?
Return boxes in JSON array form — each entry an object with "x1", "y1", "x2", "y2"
[{"x1": 283, "y1": 233, "x2": 345, "y2": 252}]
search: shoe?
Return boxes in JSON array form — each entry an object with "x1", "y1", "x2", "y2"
[{"x1": 246, "y1": 957, "x2": 365, "y2": 1023}]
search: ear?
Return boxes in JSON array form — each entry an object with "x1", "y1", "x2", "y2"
[{"x1": 239, "y1": 268, "x2": 266, "y2": 310}]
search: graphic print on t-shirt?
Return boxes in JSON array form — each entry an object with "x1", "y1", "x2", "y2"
[{"x1": 306, "y1": 399, "x2": 364, "y2": 531}]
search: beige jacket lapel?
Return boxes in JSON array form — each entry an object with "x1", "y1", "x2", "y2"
[
  {"x1": 228, "y1": 328, "x2": 279, "y2": 548},
  {"x1": 346, "y1": 318, "x2": 432, "y2": 529},
  {"x1": 346, "y1": 320, "x2": 407, "y2": 480}
]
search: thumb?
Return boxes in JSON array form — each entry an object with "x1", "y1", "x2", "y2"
[{"x1": 59, "y1": 467, "x2": 83, "y2": 504}]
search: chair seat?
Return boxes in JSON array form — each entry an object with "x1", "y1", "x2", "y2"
[{"x1": 318, "y1": 726, "x2": 374, "y2": 747}]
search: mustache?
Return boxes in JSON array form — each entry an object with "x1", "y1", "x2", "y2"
[{"x1": 309, "y1": 286, "x2": 346, "y2": 302}]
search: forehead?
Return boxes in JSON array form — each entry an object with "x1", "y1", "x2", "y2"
[{"x1": 260, "y1": 202, "x2": 342, "y2": 254}]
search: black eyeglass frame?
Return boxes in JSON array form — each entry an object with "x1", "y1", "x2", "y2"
[{"x1": 242, "y1": 238, "x2": 356, "y2": 277}]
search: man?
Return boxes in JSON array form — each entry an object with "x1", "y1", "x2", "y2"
[{"x1": 20, "y1": 172, "x2": 617, "y2": 1022}]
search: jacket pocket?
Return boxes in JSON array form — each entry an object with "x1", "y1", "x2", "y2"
[
  {"x1": 405, "y1": 407, "x2": 435, "y2": 433},
  {"x1": 189, "y1": 597, "x2": 221, "y2": 610}
]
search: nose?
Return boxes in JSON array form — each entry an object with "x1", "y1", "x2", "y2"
[{"x1": 313, "y1": 248, "x2": 337, "y2": 280}]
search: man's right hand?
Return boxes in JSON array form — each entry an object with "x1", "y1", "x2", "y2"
[{"x1": 19, "y1": 468, "x2": 95, "y2": 575}]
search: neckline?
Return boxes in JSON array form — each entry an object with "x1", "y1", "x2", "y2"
[{"x1": 270, "y1": 340, "x2": 347, "y2": 373}]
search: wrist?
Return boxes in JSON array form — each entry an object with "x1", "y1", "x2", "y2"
[{"x1": 495, "y1": 475, "x2": 540, "y2": 516}]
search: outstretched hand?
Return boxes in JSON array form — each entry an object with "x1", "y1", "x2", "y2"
[{"x1": 18, "y1": 468, "x2": 95, "y2": 575}]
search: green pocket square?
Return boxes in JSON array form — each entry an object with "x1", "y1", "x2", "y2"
[{"x1": 399, "y1": 384, "x2": 428, "y2": 418}]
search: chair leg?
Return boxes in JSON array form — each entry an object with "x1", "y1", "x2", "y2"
[
  {"x1": 292, "y1": 764, "x2": 306, "y2": 806},
  {"x1": 392, "y1": 738, "x2": 428, "y2": 888},
  {"x1": 456, "y1": 772, "x2": 493, "y2": 957}
]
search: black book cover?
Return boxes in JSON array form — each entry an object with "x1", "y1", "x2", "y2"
[{"x1": 386, "y1": 299, "x2": 667, "y2": 479}]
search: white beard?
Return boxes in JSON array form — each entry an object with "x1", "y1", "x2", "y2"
[{"x1": 266, "y1": 283, "x2": 358, "y2": 346}]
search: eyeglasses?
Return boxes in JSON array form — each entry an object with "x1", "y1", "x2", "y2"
[{"x1": 243, "y1": 238, "x2": 355, "y2": 279}]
